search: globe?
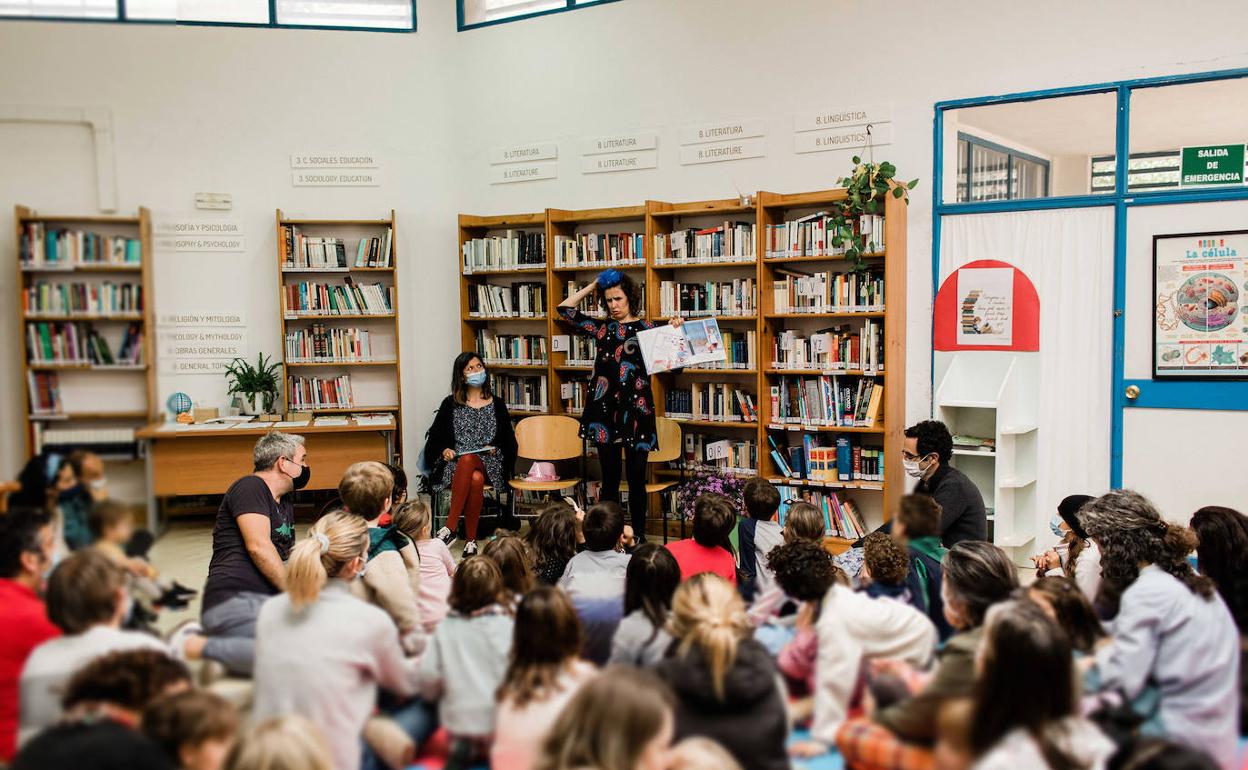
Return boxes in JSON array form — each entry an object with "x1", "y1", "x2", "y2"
[{"x1": 167, "y1": 392, "x2": 193, "y2": 416}]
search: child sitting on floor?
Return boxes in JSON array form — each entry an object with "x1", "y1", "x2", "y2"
[
  {"x1": 481, "y1": 533, "x2": 535, "y2": 606},
  {"x1": 861, "y1": 532, "x2": 913, "y2": 603},
  {"x1": 392, "y1": 499, "x2": 455, "y2": 634},
  {"x1": 737, "y1": 478, "x2": 783, "y2": 603},
  {"x1": 142, "y1": 689, "x2": 239, "y2": 770},
  {"x1": 89, "y1": 500, "x2": 193, "y2": 613}
]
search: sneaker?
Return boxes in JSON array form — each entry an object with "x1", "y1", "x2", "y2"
[
  {"x1": 436, "y1": 526, "x2": 456, "y2": 545},
  {"x1": 166, "y1": 619, "x2": 203, "y2": 663},
  {"x1": 170, "y1": 581, "x2": 198, "y2": 598},
  {"x1": 462, "y1": 540, "x2": 478, "y2": 558}
]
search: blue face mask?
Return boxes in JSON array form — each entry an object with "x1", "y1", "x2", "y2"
[
  {"x1": 1050, "y1": 514, "x2": 1066, "y2": 538},
  {"x1": 466, "y1": 371, "x2": 487, "y2": 388}
]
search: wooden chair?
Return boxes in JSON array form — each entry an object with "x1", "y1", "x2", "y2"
[
  {"x1": 508, "y1": 415, "x2": 583, "y2": 520},
  {"x1": 619, "y1": 417, "x2": 686, "y2": 543},
  {"x1": 0, "y1": 480, "x2": 20, "y2": 514}
]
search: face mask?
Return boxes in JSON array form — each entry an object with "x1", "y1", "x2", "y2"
[
  {"x1": 88, "y1": 478, "x2": 107, "y2": 492},
  {"x1": 1050, "y1": 514, "x2": 1066, "y2": 538},
  {"x1": 466, "y1": 371, "x2": 487, "y2": 388},
  {"x1": 285, "y1": 458, "x2": 311, "y2": 491},
  {"x1": 904, "y1": 455, "x2": 932, "y2": 479}
]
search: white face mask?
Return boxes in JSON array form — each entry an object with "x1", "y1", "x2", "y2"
[
  {"x1": 904, "y1": 455, "x2": 933, "y2": 479},
  {"x1": 88, "y1": 477, "x2": 108, "y2": 491}
]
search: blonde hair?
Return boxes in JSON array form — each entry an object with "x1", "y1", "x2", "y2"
[
  {"x1": 392, "y1": 499, "x2": 432, "y2": 541},
  {"x1": 668, "y1": 573, "x2": 750, "y2": 701},
  {"x1": 784, "y1": 501, "x2": 826, "y2": 543},
  {"x1": 224, "y1": 715, "x2": 333, "y2": 770},
  {"x1": 285, "y1": 511, "x2": 369, "y2": 610},
  {"x1": 668, "y1": 737, "x2": 743, "y2": 770},
  {"x1": 337, "y1": 461, "x2": 393, "y2": 520}
]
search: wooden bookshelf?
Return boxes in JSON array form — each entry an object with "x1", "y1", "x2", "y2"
[
  {"x1": 275, "y1": 209, "x2": 403, "y2": 457},
  {"x1": 15, "y1": 205, "x2": 156, "y2": 460},
  {"x1": 458, "y1": 188, "x2": 908, "y2": 531}
]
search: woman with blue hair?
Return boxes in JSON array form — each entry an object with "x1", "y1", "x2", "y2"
[{"x1": 558, "y1": 269, "x2": 680, "y2": 544}]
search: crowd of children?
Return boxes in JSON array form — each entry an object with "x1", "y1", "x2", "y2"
[{"x1": 0, "y1": 431, "x2": 1244, "y2": 770}]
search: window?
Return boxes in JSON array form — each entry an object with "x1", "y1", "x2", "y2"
[
  {"x1": 1090, "y1": 152, "x2": 1182, "y2": 193},
  {"x1": 2, "y1": 0, "x2": 414, "y2": 29},
  {"x1": 460, "y1": 0, "x2": 617, "y2": 30},
  {"x1": 957, "y1": 134, "x2": 1051, "y2": 203}
]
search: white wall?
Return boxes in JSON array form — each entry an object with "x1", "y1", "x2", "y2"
[{"x1": 1, "y1": 0, "x2": 1247, "y2": 488}]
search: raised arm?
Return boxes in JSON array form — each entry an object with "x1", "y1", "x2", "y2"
[{"x1": 560, "y1": 279, "x2": 599, "y2": 309}]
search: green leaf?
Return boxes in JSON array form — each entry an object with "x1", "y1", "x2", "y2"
[
  {"x1": 892, "y1": 187, "x2": 905, "y2": 198},
  {"x1": 907, "y1": 178, "x2": 919, "y2": 189},
  {"x1": 852, "y1": 155, "x2": 861, "y2": 164}
]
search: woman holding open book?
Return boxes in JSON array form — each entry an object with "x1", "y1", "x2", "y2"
[
  {"x1": 423, "y1": 352, "x2": 518, "y2": 558},
  {"x1": 559, "y1": 270, "x2": 680, "y2": 545}
]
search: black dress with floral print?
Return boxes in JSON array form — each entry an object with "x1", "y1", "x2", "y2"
[{"x1": 558, "y1": 305, "x2": 658, "y2": 451}]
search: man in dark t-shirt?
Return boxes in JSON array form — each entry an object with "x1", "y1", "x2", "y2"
[{"x1": 168, "y1": 431, "x2": 309, "y2": 676}]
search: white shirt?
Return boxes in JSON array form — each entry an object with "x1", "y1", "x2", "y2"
[
  {"x1": 19, "y1": 624, "x2": 167, "y2": 746},
  {"x1": 1046, "y1": 539, "x2": 1102, "y2": 601},
  {"x1": 491, "y1": 661, "x2": 597, "y2": 770},
  {"x1": 973, "y1": 717, "x2": 1115, "y2": 770}
]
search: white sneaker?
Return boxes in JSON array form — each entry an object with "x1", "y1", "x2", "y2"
[
  {"x1": 166, "y1": 619, "x2": 203, "y2": 662},
  {"x1": 462, "y1": 540, "x2": 478, "y2": 557},
  {"x1": 436, "y1": 526, "x2": 455, "y2": 545}
]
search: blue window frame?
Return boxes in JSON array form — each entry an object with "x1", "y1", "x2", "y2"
[
  {"x1": 458, "y1": 0, "x2": 620, "y2": 31},
  {"x1": 957, "y1": 132, "x2": 1051, "y2": 203},
  {"x1": 0, "y1": 0, "x2": 416, "y2": 32}
]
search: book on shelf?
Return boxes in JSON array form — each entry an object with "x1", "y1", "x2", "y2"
[
  {"x1": 468, "y1": 282, "x2": 546, "y2": 318},
  {"x1": 25, "y1": 322, "x2": 143, "y2": 366},
  {"x1": 775, "y1": 485, "x2": 868, "y2": 540},
  {"x1": 282, "y1": 279, "x2": 393, "y2": 316},
  {"x1": 27, "y1": 371, "x2": 63, "y2": 414},
  {"x1": 491, "y1": 373, "x2": 548, "y2": 413},
  {"x1": 770, "y1": 322, "x2": 884, "y2": 372},
  {"x1": 771, "y1": 268, "x2": 884, "y2": 313},
  {"x1": 561, "y1": 280, "x2": 646, "y2": 318},
  {"x1": 764, "y1": 213, "x2": 885, "y2": 259},
  {"x1": 768, "y1": 375, "x2": 883, "y2": 428},
  {"x1": 553, "y1": 232, "x2": 645, "y2": 268},
  {"x1": 34, "y1": 425, "x2": 137, "y2": 456},
  {"x1": 678, "y1": 433, "x2": 757, "y2": 474},
  {"x1": 561, "y1": 380, "x2": 588, "y2": 414},
  {"x1": 566, "y1": 336, "x2": 596, "y2": 365},
  {"x1": 653, "y1": 222, "x2": 755, "y2": 264},
  {"x1": 281, "y1": 225, "x2": 393, "y2": 269},
  {"x1": 684, "y1": 329, "x2": 756, "y2": 370},
  {"x1": 476, "y1": 331, "x2": 548, "y2": 366},
  {"x1": 22, "y1": 281, "x2": 143, "y2": 317},
  {"x1": 462, "y1": 230, "x2": 546, "y2": 273},
  {"x1": 658, "y1": 279, "x2": 756, "y2": 318},
  {"x1": 287, "y1": 374, "x2": 354, "y2": 410},
  {"x1": 952, "y1": 435, "x2": 996, "y2": 452},
  {"x1": 664, "y1": 382, "x2": 757, "y2": 422},
  {"x1": 19, "y1": 223, "x2": 141, "y2": 267},
  {"x1": 285, "y1": 325, "x2": 375, "y2": 362}
]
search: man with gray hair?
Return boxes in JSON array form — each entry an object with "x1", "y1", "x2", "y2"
[{"x1": 168, "y1": 431, "x2": 309, "y2": 676}]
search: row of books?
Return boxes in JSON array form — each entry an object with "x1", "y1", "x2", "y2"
[
  {"x1": 27, "y1": 371, "x2": 62, "y2": 414},
  {"x1": 492, "y1": 374, "x2": 548, "y2": 413},
  {"x1": 476, "y1": 332, "x2": 548, "y2": 366},
  {"x1": 20, "y1": 224, "x2": 141, "y2": 267},
  {"x1": 768, "y1": 433, "x2": 883, "y2": 483},
  {"x1": 288, "y1": 374, "x2": 354, "y2": 410},
  {"x1": 281, "y1": 226, "x2": 393, "y2": 269},
  {"x1": 653, "y1": 222, "x2": 755, "y2": 263},
  {"x1": 664, "y1": 383, "x2": 758, "y2": 422},
  {"x1": 690, "y1": 329, "x2": 756, "y2": 370},
  {"x1": 775, "y1": 486, "x2": 868, "y2": 540},
  {"x1": 468, "y1": 282, "x2": 546, "y2": 318},
  {"x1": 657, "y1": 279, "x2": 757, "y2": 318},
  {"x1": 282, "y1": 280, "x2": 393, "y2": 316},
  {"x1": 25, "y1": 322, "x2": 143, "y2": 365},
  {"x1": 553, "y1": 233, "x2": 645, "y2": 268},
  {"x1": 683, "y1": 434, "x2": 757, "y2": 474},
  {"x1": 560, "y1": 281, "x2": 646, "y2": 318},
  {"x1": 769, "y1": 376, "x2": 883, "y2": 428},
  {"x1": 565, "y1": 335, "x2": 596, "y2": 365},
  {"x1": 22, "y1": 281, "x2": 143, "y2": 316},
  {"x1": 764, "y1": 213, "x2": 886, "y2": 259},
  {"x1": 284, "y1": 325, "x2": 376, "y2": 362},
  {"x1": 562, "y1": 381, "x2": 587, "y2": 414},
  {"x1": 770, "y1": 321, "x2": 884, "y2": 372},
  {"x1": 772, "y1": 269, "x2": 884, "y2": 313},
  {"x1": 461, "y1": 231, "x2": 547, "y2": 273},
  {"x1": 33, "y1": 425, "x2": 137, "y2": 455}
]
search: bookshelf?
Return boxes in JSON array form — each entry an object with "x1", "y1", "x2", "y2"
[
  {"x1": 14, "y1": 205, "x2": 155, "y2": 465},
  {"x1": 275, "y1": 209, "x2": 403, "y2": 454},
  {"x1": 457, "y1": 189, "x2": 908, "y2": 540}
]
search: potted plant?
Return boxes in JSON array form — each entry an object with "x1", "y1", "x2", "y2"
[
  {"x1": 224, "y1": 353, "x2": 281, "y2": 415},
  {"x1": 675, "y1": 467, "x2": 746, "y2": 522},
  {"x1": 830, "y1": 155, "x2": 919, "y2": 271}
]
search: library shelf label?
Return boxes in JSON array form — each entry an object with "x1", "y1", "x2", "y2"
[
  {"x1": 793, "y1": 104, "x2": 893, "y2": 133},
  {"x1": 490, "y1": 163, "x2": 557, "y2": 185},
  {"x1": 154, "y1": 220, "x2": 245, "y2": 236},
  {"x1": 679, "y1": 138, "x2": 766, "y2": 166},
  {"x1": 290, "y1": 154, "x2": 379, "y2": 169},
  {"x1": 581, "y1": 152, "x2": 658, "y2": 174},
  {"x1": 292, "y1": 170, "x2": 380, "y2": 187},
  {"x1": 581, "y1": 132, "x2": 657, "y2": 155},
  {"x1": 679, "y1": 118, "x2": 767, "y2": 146},
  {"x1": 489, "y1": 142, "x2": 558, "y2": 165},
  {"x1": 795, "y1": 124, "x2": 894, "y2": 155}
]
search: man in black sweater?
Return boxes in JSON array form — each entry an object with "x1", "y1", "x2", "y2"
[{"x1": 902, "y1": 420, "x2": 986, "y2": 547}]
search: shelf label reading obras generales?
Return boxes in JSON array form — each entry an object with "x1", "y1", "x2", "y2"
[{"x1": 156, "y1": 311, "x2": 247, "y2": 376}]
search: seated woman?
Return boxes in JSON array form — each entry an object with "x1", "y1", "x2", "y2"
[
  {"x1": 423, "y1": 352, "x2": 517, "y2": 558},
  {"x1": 1030, "y1": 494, "x2": 1100, "y2": 602}
]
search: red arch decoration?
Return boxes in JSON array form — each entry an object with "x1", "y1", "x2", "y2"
[{"x1": 933, "y1": 259, "x2": 1039, "y2": 352}]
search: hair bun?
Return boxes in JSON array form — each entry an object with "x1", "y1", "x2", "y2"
[{"x1": 596, "y1": 268, "x2": 623, "y2": 289}]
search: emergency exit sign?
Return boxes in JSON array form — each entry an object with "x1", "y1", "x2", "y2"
[{"x1": 1180, "y1": 144, "x2": 1246, "y2": 187}]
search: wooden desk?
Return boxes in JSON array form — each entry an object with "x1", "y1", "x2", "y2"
[{"x1": 136, "y1": 420, "x2": 395, "y2": 508}]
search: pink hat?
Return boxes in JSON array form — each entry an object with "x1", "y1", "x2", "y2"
[{"x1": 525, "y1": 461, "x2": 560, "y2": 481}]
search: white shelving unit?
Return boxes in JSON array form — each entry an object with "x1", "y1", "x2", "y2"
[{"x1": 934, "y1": 350, "x2": 1039, "y2": 558}]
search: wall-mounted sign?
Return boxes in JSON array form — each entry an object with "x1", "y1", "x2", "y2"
[
  {"x1": 154, "y1": 219, "x2": 246, "y2": 252},
  {"x1": 489, "y1": 142, "x2": 558, "y2": 165},
  {"x1": 1153, "y1": 230, "x2": 1248, "y2": 378},
  {"x1": 956, "y1": 267, "x2": 1014, "y2": 347},
  {"x1": 582, "y1": 132, "x2": 657, "y2": 156},
  {"x1": 490, "y1": 162, "x2": 558, "y2": 184},
  {"x1": 679, "y1": 137, "x2": 766, "y2": 166},
  {"x1": 582, "y1": 152, "x2": 658, "y2": 174},
  {"x1": 292, "y1": 170, "x2": 381, "y2": 187},
  {"x1": 1180, "y1": 144, "x2": 1246, "y2": 187},
  {"x1": 793, "y1": 104, "x2": 892, "y2": 133},
  {"x1": 679, "y1": 119, "x2": 766, "y2": 146},
  {"x1": 156, "y1": 311, "x2": 247, "y2": 375},
  {"x1": 795, "y1": 123, "x2": 894, "y2": 155}
]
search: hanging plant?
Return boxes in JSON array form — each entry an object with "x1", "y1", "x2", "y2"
[{"x1": 829, "y1": 155, "x2": 919, "y2": 271}]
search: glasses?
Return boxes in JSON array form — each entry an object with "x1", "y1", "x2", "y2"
[{"x1": 901, "y1": 450, "x2": 922, "y2": 461}]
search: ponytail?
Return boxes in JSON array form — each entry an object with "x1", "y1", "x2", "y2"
[
  {"x1": 286, "y1": 511, "x2": 369, "y2": 610},
  {"x1": 669, "y1": 573, "x2": 750, "y2": 701}
]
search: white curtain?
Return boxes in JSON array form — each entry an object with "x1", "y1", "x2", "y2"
[{"x1": 940, "y1": 208, "x2": 1114, "y2": 538}]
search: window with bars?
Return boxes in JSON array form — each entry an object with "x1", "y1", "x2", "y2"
[
  {"x1": 956, "y1": 133, "x2": 1051, "y2": 203},
  {"x1": 459, "y1": 0, "x2": 616, "y2": 30},
  {"x1": 1090, "y1": 151, "x2": 1181, "y2": 193},
  {"x1": 0, "y1": 0, "x2": 414, "y2": 29}
]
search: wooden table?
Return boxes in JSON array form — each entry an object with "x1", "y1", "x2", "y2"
[{"x1": 135, "y1": 420, "x2": 396, "y2": 529}]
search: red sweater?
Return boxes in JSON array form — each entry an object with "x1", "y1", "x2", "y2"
[
  {"x1": 0, "y1": 579, "x2": 60, "y2": 761},
  {"x1": 665, "y1": 539, "x2": 737, "y2": 585}
]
